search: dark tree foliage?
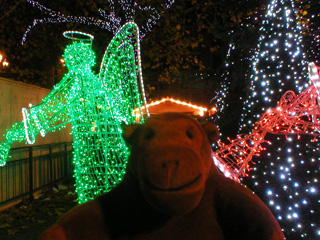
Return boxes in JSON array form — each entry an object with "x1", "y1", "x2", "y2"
[
  {"x1": 0, "y1": 0, "x2": 259, "y2": 91},
  {"x1": 3, "y1": 0, "x2": 314, "y2": 94},
  {"x1": 141, "y1": 0, "x2": 258, "y2": 90},
  {"x1": 0, "y1": 0, "x2": 114, "y2": 88}
]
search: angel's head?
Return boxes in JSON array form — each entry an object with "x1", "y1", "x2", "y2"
[{"x1": 63, "y1": 42, "x2": 96, "y2": 70}]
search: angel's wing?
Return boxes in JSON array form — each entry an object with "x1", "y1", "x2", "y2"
[
  {"x1": 99, "y1": 21, "x2": 148, "y2": 125},
  {"x1": 74, "y1": 22, "x2": 149, "y2": 202}
]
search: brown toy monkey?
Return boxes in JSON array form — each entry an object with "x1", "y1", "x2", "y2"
[{"x1": 39, "y1": 112, "x2": 285, "y2": 240}]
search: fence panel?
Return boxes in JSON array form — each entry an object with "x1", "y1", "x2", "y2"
[{"x1": 0, "y1": 142, "x2": 73, "y2": 207}]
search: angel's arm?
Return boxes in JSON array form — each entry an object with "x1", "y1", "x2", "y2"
[
  {"x1": 0, "y1": 121, "x2": 26, "y2": 166},
  {"x1": 0, "y1": 74, "x2": 76, "y2": 165}
]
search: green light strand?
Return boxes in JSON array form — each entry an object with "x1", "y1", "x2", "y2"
[{"x1": 0, "y1": 22, "x2": 147, "y2": 204}]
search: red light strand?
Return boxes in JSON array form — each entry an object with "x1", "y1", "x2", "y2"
[{"x1": 215, "y1": 64, "x2": 320, "y2": 179}]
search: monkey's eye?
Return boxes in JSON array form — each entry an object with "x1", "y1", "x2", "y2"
[
  {"x1": 186, "y1": 130, "x2": 193, "y2": 139},
  {"x1": 145, "y1": 128, "x2": 155, "y2": 140}
]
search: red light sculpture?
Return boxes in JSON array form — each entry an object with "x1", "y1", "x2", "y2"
[{"x1": 214, "y1": 62, "x2": 320, "y2": 180}]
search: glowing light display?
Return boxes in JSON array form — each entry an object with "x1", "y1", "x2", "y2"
[
  {"x1": 238, "y1": 0, "x2": 308, "y2": 133},
  {"x1": 0, "y1": 22, "x2": 147, "y2": 204},
  {"x1": 215, "y1": 43, "x2": 234, "y2": 117},
  {"x1": 134, "y1": 97, "x2": 211, "y2": 117},
  {"x1": 229, "y1": 0, "x2": 320, "y2": 237},
  {"x1": 308, "y1": 62, "x2": 320, "y2": 97},
  {"x1": 214, "y1": 62, "x2": 320, "y2": 238},
  {"x1": 214, "y1": 11, "x2": 261, "y2": 138},
  {"x1": 0, "y1": 53, "x2": 9, "y2": 70},
  {"x1": 23, "y1": 0, "x2": 175, "y2": 44},
  {"x1": 215, "y1": 74, "x2": 320, "y2": 179}
]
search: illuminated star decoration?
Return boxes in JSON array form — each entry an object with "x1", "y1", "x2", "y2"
[
  {"x1": 22, "y1": 0, "x2": 175, "y2": 44},
  {"x1": 0, "y1": 22, "x2": 147, "y2": 204}
]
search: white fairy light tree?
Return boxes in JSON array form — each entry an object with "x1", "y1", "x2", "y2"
[{"x1": 239, "y1": 0, "x2": 320, "y2": 239}]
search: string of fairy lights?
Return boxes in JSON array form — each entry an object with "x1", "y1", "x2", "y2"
[
  {"x1": 0, "y1": 22, "x2": 147, "y2": 204},
  {"x1": 223, "y1": 0, "x2": 320, "y2": 238},
  {"x1": 214, "y1": 6, "x2": 262, "y2": 139},
  {"x1": 1, "y1": 0, "x2": 319, "y2": 236},
  {"x1": 215, "y1": 42, "x2": 233, "y2": 119},
  {"x1": 238, "y1": 0, "x2": 309, "y2": 133},
  {"x1": 213, "y1": 0, "x2": 320, "y2": 238},
  {"x1": 2, "y1": 0, "x2": 171, "y2": 204},
  {"x1": 215, "y1": 69, "x2": 320, "y2": 177},
  {"x1": 22, "y1": 0, "x2": 175, "y2": 44}
]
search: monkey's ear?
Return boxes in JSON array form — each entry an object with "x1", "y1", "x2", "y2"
[
  {"x1": 122, "y1": 123, "x2": 140, "y2": 145},
  {"x1": 201, "y1": 122, "x2": 219, "y2": 144}
]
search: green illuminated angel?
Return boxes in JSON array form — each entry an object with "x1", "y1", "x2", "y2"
[{"x1": 0, "y1": 22, "x2": 147, "y2": 204}]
